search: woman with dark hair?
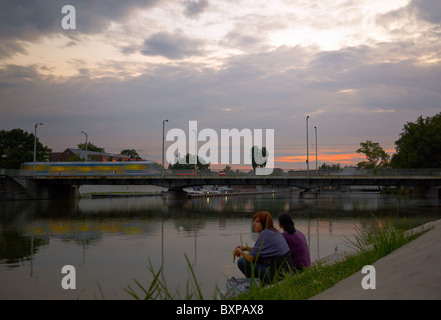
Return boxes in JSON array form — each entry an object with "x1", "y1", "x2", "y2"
[
  {"x1": 233, "y1": 211, "x2": 293, "y2": 283},
  {"x1": 278, "y1": 212, "x2": 311, "y2": 271}
]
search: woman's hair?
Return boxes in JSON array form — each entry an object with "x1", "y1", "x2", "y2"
[
  {"x1": 278, "y1": 212, "x2": 296, "y2": 234},
  {"x1": 253, "y1": 211, "x2": 277, "y2": 231}
]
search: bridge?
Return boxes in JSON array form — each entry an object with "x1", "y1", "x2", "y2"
[{"x1": 2, "y1": 168, "x2": 441, "y2": 200}]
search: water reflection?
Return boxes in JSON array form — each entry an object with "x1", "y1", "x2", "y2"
[{"x1": 0, "y1": 193, "x2": 439, "y2": 299}]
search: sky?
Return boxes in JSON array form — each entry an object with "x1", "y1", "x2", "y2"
[{"x1": 1, "y1": 0, "x2": 440, "y2": 170}]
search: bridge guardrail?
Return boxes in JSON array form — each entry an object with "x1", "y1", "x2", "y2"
[{"x1": 2, "y1": 167, "x2": 441, "y2": 178}]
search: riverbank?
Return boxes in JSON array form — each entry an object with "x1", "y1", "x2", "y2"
[
  {"x1": 232, "y1": 217, "x2": 439, "y2": 300},
  {"x1": 310, "y1": 218, "x2": 441, "y2": 300}
]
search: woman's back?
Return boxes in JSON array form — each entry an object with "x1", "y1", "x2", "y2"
[{"x1": 282, "y1": 230, "x2": 311, "y2": 270}]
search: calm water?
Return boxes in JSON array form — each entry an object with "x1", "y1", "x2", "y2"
[{"x1": 0, "y1": 192, "x2": 439, "y2": 299}]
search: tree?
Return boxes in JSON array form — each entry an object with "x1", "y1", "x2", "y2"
[
  {"x1": 170, "y1": 153, "x2": 210, "y2": 171},
  {"x1": 390, "y1": 113, "x2": 441, "y2": 169},
  {"x1": 0, "y1": 128, "x2": 52, "y2": 169},
  {"x1": 356, "y1": 140, "x2": 390, "y2": 169},
  {"x1": 77, "y1": 142, "x2": 105, "y2": 153},
  {"x1": 319, "y1": 163, "x2": 341, "y2": 170},
  {"x1": 251, "y1": 146, "x2": 268, "y2": 173},
  {"x1": 120, "y1": 149, "x2": 142, "y2": 160}
]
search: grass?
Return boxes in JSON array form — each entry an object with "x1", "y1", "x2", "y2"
[
  {"x1": 124, "y1": 216, "x2": 434, "y2": 300},
  {"x1": 124, "y1": 254, "x2": 205, "y2": 300}
]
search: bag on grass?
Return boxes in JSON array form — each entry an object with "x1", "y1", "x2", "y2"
[{"x1": 224, "y1": 277, "x2": 260, "y2": 299}]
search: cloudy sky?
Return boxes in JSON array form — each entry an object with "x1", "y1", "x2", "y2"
[{"x1": 1, "y1": 0, "x2": 440, "y2": 170}]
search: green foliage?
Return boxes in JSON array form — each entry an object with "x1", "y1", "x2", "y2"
[
  {"x1": 120, "y1": 149, "x2": 141, "y2": 160},
  {"x1": 124, "y1": 254, "x2": 204, "y2": 300},
  {"x1": 169, "y1": 153, "x2": 210, "y2": 171},
  {"x1": 0, "y1": 128, "x2": 51, "y2": 169},
  {"x1": 356, "y1": 140, "x2": 390, "y2": 169},
  {"x1": 319, "y1": 163, "x2": 341, "y2": 170},
  {"x1": 77, "y1": 141, "x2": 105, "y2": 153},
  {"x1": 391, "y1": 113, "x2": 441, "y2": 168}
]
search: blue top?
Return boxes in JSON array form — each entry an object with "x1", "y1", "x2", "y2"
[{"x1": 250, "y1": 229, "x2": 289, "y2": 258}]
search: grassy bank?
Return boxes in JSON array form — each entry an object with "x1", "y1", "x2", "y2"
[
  {"x1": 124, "y1": 217, "x2": 433, "y2": 300},
  {"x1": 233, "y1": 217, "x2": 433, "y2": 300}
]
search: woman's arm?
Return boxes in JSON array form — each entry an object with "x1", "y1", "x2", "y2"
[
  {"x1": 234, "y1": 247, "x2": 255, "y2": 263},
  {"x1": 235, "y1": 245, "x2": 252, "y2": 251}
]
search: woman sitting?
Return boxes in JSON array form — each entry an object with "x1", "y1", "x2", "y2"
[
  {"x1": 233, "y1": 211, "x2": 293, "y2": 284},
  {"x1": 278, "y1": 212, "x2": 311, "y2": 272}
]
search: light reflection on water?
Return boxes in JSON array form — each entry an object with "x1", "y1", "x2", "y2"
[{"x1": 0, "y1": 192, "x2": 439, "y2": 299}]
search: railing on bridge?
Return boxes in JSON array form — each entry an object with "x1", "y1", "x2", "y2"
[{"x1": 3, "y1": 166, "x2": 441, "y2": 178}]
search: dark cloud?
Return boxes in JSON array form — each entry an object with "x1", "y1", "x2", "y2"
[
  {"x1": 0, "y1": 0, "x2": 160, "y2": 58},
  {"x1": 183, "y1": 0, "x2": 209, "y2": 18},
  {"x1": 220, "y1": 31, "x2": 266, "y2": 52},
  {"x1": 140, "y1": 31, "x2": 206, "y2": 59},
  {"x1": 410, "y1": 0, "x2": 441, "y2": 24}
]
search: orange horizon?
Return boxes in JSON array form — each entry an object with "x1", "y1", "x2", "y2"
[{"x1": 178, "y1": 149, "x2": 397, "y2": 170}]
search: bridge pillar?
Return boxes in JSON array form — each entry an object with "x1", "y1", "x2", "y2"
[
  {"x1": 424, "y1": 186, "x2": 441, "y2": 198},
  {"x1": 9, "y1": 177, "x2": 80, "y2": 200},
  {"x1": 163, "y1": 187, "x2": 188, "y2": 200},
  {"x1": 300, "y1": 190, "x2": 318, "y2": 199}
]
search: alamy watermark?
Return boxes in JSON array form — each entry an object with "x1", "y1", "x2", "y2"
[
  {"x1": 61, "y1": 265, "x2": 76, "y2": 290},
  {"x1": 61, "y1": 5, "x2": 76, "y2": 30},
  {"x1": 166, "y1": 121, "x2": 274, "y2": 175},
  {"x1": 61, "y1": 4, "x2": 377, "y2": 33},
  {"x1": 361, "y1": 265, "x2": 376, "y2": 290}
]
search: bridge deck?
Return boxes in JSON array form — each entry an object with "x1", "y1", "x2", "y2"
[{"x1": 30, "y1": 174, "x2": 441, "y2": 190}]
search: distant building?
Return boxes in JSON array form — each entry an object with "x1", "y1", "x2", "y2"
[{"x1": 50, "y1": 148, "x2": 140, "y2": 162}]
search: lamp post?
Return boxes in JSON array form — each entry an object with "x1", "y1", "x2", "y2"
[
  {"x1": 306, "y1": 116, "x2": 309, "y2": 179},
  {"x1": 33, "y1": 123, "x2": 43, "y2": 179},
  {"x1": 162, "y1": 119, "x2": 168, "y2": 177},
  {"x1": 81, "y1": 131, "x2": 88, "y2": 161},
  {"x1": 314, "y1": 126, "x2": 318, "y2": 174},
  {"x1": 193, "y1": 129, "x2": 197, "y2": 175}
]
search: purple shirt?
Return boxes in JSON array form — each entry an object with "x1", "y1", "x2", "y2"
[
  {"x1": 250, "y1": 229, "x2": 289, "y2": 258},
  {"x1": 282, "y1": 230, "x2": 311, "y2": 269}
]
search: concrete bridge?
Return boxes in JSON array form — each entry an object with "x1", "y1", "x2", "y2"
[{"x1": 2, "y1": 169, "x2": 441, "y2": 200}]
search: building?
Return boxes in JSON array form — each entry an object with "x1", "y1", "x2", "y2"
[{"x1": 50, "y1": 148, "x2": 138, "y2": 162}]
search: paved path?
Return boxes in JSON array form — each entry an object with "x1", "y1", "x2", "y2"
[{"x1": 310, "y1": 219, "x2": 441, "y2": 300}]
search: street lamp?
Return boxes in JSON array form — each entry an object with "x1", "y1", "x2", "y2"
[
  {"x1": 33, "y1": 122, "x2": 43, "y2": 179},
  {"x1": 193, "y1": 129, "x2": 197, "y2": 175},
  {"x1": 306, "y1": 116, "x2": 309, "y2": 179},
  {"x1": 162, "y1": 119, "x2": 168, "y2": 177},
  {"x1": 81, "y1": 131, "x2": 88, "y2": 161},
  {"x1": 314, "y1": 126, "x2": 318, "y2": 174}
]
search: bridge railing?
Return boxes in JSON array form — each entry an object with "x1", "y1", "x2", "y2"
[
  {"x1": 0, "y1": 169, "x2": 22, "y2": 177},
  {"x1": 3, "y1": 167, "x2": 441, "y2": 178}
]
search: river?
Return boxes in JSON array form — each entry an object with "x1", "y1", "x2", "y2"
[{"x1": 0, "y1": 191, "x2": 439, "y2": 299}]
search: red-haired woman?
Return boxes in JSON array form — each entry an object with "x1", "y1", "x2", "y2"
[{"x1": 233, "y1": 211, "x2": 293, "y2": 283}]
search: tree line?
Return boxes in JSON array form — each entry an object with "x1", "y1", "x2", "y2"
[
  {"x1": 0, "y1": 129, "x2": 143, "y2": 169},
  {"x1": 1, "y1": 113, "x2": 440, "y2": 170},
  {"x1": 355, "y1": 113, "x2": 441, "y2": 170}
]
